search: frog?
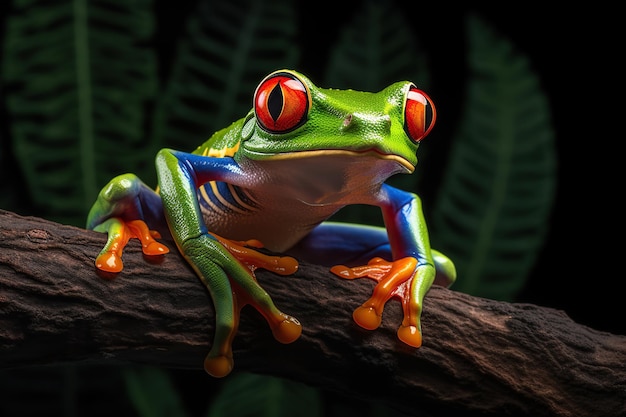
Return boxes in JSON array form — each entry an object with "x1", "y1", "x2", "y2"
[{"x1": 86, "y1": 69, "x2": 456, "y2": 378}]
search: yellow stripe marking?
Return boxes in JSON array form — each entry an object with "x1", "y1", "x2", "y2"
[
  {"x1": 199, "y1": 183, "x2": 224, "y2": 214},
  {"x1": 210, "y1": 181, "x2": 248, "y2": 214},
  {"x1": 202, "y1": 142, "x2": 240, "y2": 158},
  {"x1": 197, "y1": 143, "x2": 254, "y2": 213},
  {"x1": 227, "y1": 183, "x2": 257, "y2": 211}
]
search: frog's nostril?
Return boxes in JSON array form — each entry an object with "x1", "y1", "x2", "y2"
[
  {"x1": 343, "y1": 113, "x2": 353, "y2": 127},
  {"x1": 341, "y1": 113, "x2": 390, "y2": 133}
]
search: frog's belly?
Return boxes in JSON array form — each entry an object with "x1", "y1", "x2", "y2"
[
  {"x1": 195, "y1": 154, "x2": 401, "y2": 251},
  {"x1": 198, "y1": 183, "x2": 338, "y2": 252}
]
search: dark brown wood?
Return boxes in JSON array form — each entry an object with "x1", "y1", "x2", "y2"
[{"x1": 0, "y1": 209, "x2": 624, "y2": 417}]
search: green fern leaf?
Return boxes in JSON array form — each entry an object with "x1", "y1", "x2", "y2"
[
  {"x1": 323, "y1": 0, "x2": 430, "y2": 91},
  {"x1": 2, "y1": 0, "x2": 158, "y2": 225},
  {"x1": 124, "y1": 367, "x2": 189, "y2": 417},
  {"x1": 205, "y1": 373, "x2": 321, "y2": 417},
  {"x1": 0, "y1": 365, "x2": 139, "y2": 416},
  {"x1": 151, "y1": 0, "x2": 300, "y2": 153},
  {"x1": 431, "y1": 14, "x2": 557, "y2": 300}
]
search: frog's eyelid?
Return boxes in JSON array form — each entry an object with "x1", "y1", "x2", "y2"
[{"x1": 403, "y1": 86, "x2": 436, "y2": 143}]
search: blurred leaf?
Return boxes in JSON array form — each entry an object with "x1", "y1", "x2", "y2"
[
  {"x1": 323, "y1": 0, "x2": 430, "y2": 91},
  {"x1": 431, "y1": 14, "x2": 556, "y2": 300},
  {"x1": 0, "y1": 365, "x2": 136, "y2": 417},
  {"x1": 0, "y1": 126, "x2": 23, "y2": 213},
  {"x1": 2, "y1": 0, "x2": 158, "y2": 225},
  {"x1": 124, "y1": 366, "x2": 189, "y2": 417},
  {"x1": 151, "y1": 0, "x2": 300, "y2": 153},
  {"x1": 205, "y1": 373, "x2": 321, "y2": 417}
]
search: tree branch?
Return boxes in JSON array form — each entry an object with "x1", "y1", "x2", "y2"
[{"x1": 0, "y1": 209, "x2": 623, "y2": 417}]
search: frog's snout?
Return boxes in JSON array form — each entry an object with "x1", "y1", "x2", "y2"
[{"x1": 341, "y1": 112, "x2": 391, "y2": 133}]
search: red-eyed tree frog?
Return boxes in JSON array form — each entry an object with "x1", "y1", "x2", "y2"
[{"x1": 86, "y1": 69, "x2": 456, "y2": 377}]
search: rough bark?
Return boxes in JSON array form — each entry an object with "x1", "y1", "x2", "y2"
[{"x1": 0, "y1": 209, "x2": 624, "y2": 417}]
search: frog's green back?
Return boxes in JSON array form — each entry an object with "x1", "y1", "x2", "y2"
[{"x1": 191, "y1": 116, "x2": 248, "y2": 157}]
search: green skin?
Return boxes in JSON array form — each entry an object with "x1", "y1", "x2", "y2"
[{"x1": 87, "y1": 69, "x2": 456, "y2": 378}]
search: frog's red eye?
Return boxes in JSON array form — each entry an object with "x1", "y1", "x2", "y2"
[
  {"x1": 254, "y1": 72, "x2": 309, "y2": 133},
  {"x1": 404, "y1": 86, "x2": 436, "y2": 143}
]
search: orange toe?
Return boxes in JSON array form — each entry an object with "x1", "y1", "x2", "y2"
[
  {"x1": 96, "y1": 252, "x2": 123, "y2": 273},
  {"x1": 397, "y1": 325, "x2": 422, "y2": 347},
  {"x1": 143, "y1": 240, "x2": 170, "y2": 256},
  {"x1": 271, "y1": 314, "x2": 302, "y2": 344},
  {"x1": 204, "y1": 354, "x2": 234, "y2": 378},
  {"x1": 353, "y1": 306, "x2": 382, "y2": 330}
]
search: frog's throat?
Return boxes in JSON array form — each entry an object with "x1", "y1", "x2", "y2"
[{"x1": 248, "y1": 149, "x2": 415, "y2": 173}]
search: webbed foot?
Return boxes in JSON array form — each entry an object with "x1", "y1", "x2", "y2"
[
  {"x1": 203, "y1": 311, "x2": 301, "y2": 378},
  {"x1": 210, "y1": 233, "x2": 298, "y2": 276},
  {"x1": 331, "y1": 256, "x2": 434, "y2": 348},
  {"x1": 93, "y1": 218, "x2": 169, "y2": 273}
]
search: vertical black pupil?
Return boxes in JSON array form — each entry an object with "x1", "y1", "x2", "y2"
[
  {"x1": 424, "y1": 102, "x2": 433, "y2": 131},
  {"x1": 267, "y1": 83, "x2": 284, "y2": 122}
]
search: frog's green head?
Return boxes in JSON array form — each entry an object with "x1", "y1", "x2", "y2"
[{"x1": 238, "y1": 69, "x2": 436, "y2": 175}]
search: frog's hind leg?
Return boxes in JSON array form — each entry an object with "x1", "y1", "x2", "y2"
[
  {"x1": 87, "y1": 173, "x2": 169, "y2": 272},
  {"x1": 287, "y1": 222, "x2": 392, "y2": 266},
  {"x1": 289, "y1": 222, "x2": 456, "y2": 287},
  {"x1": 194, "y1": 257, "x2": 239, "y2": 378},
  {"x1": 431, "y1": 249, "x2": 456, "y2": 288},
  {"x1": 87, "y1": 173, "x2": 166, "y2": 231}
]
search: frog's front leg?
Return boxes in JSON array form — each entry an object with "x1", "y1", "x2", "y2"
[
  {"x1": 155, "y1": 149, "x2": 301, "y2": 377},
  {"x1": 295, "y1": 185, "x2": 455, "y2": 348}
]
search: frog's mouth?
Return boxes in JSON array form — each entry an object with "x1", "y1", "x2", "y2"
[
  {"x1": 249, "y1": 149, "x2": 415, "y2": 173},
  {"x1": 246, "y1": 149, "x2": 414, "y2": 206}
]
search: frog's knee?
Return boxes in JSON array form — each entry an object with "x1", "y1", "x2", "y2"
[
  {"x1": 432, "y1": 250, "x2": 456, "y2": 288},
  {"x1": 100, "y1": 173, "x2": 142, "y2": 203}
]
